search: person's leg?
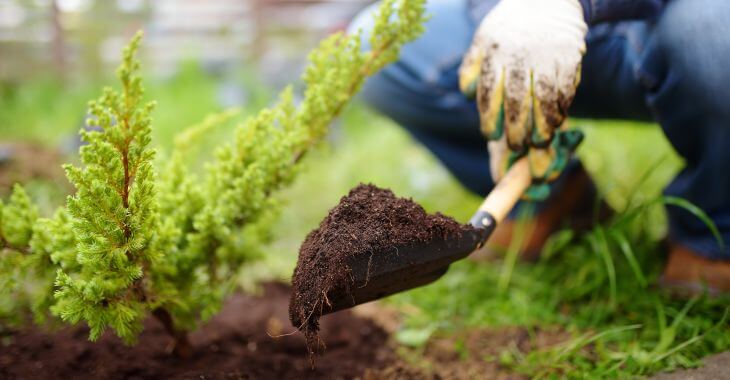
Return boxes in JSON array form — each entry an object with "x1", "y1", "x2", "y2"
[
  {"x1": 496, "y1": 0, "x2": 730, "y2": 262},
  {"x1": 571, "y1": 0, "x2": 730, "y2": 288},
  {"x1": 571, "y1": 21, "x2": 654, "y2": 121},
  {"x1": 349, "y1": 0, "x2": 494, "y2": 196},
  {"x1": 638, "y1": 0, "x2": 730, "y2": 260}
]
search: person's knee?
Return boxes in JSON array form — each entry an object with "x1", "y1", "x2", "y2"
[
  {"x1": 653, "y1": 0, "x2": 730, "y2": 109},
  {"x1": 348, "y1": 2, "x2": 406, "y2": 118},
  {"x1": 348, "y1": 0, "x2": 479, "y2": 134},
  {"x1": 656, "y1": 0, "x2": 730, "y2": 55}
]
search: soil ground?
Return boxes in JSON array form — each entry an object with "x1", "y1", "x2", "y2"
[
  {"x1": 2, "y1": 283, "x2": 726, "y2": 379},
  {"x1": 354, "y1": 303, "x2": 567, "y2": 380},
  {"x1": 653, "y1": 351, "x2": 730, "y2": 380},
  {"x1": 0, "y1": 142, "x2": 67, "y2": 193},
  {"x1": 0, "y1": 283, "x2": 398, "y2": 380}
]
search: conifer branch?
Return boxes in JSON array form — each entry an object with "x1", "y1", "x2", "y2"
[
  {"x1": 53, "y1": 31, "x2": 161, "y2": 344},
  {"x1": 2, "y1": 0, "x2": 427, "y2": 352},
  {"x1": 154, "y1": 0, "x2": 427, "y2": 331}
]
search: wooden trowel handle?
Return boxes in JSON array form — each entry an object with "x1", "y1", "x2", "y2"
[{"x1": 469, "y1": 157, "x2": 531, "y2": 238}]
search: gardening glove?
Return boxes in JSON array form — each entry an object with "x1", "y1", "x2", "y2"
[{"x1": 459, "y1": 0, "x2": 588, "y2": 200}]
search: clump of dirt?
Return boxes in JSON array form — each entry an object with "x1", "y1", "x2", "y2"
[
  {"x1": 289, "y1": 183, "x2": 473, "y2": 360},
  {"x1": 0, "y1": 283, "x2": 399, "y2": 379}
]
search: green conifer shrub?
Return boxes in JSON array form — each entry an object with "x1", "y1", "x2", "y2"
[
  {"x1": 0, "y1": 185, "x2": 39, "y2": 324},
  {"x1": 0, "y1": 0, "x2": 426, "y2": 355}
]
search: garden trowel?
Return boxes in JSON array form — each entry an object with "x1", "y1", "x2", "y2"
[{"x1": 321, "y1": 157, "x2": 533, "y2": 315}]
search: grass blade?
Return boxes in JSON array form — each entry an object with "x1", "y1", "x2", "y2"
[
  {"x1": 498, "y1": 204, "x2": 534, "y2": 294},
  {"x1": 652, "y1": 307, "x2": 728, "y2": 364},
  {"x1": 556, "y1": 324, "x2": 642, "y2": 360},
  {"x1": 623, "y1": 154, "x2": 669, "y2": 212},
  {"x1": 662, "y1": 196, "x2": 725, "y2": 250},
  {"x1": 591, "y1": 228, "x2": 617, "y2": 306},
  {"x1": 609, "y1": 230, "x2": 647, "y2": 288}
]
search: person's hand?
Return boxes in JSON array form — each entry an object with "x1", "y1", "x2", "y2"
[{"x1": 459, "y1": 0, "x2": 587, "y2": 198}]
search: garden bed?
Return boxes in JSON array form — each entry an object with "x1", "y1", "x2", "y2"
[
  {"x1": 0, "y1": 283, "x2": 398, "y2": 379},
  {"x1": 3, "y1": 281, "x2": 724, "y2": 379}
]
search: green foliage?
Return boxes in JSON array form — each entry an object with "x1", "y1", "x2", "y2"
[
  {"x1": 0, "y1": 185, "x2": 39, "y2": 324},
  {"x1": 27, "y1": 209, "x2": 77, "y2": 324},
  {"x1": 1, "y1": 184, "x2": 39, "y2": 248},
  {"x1": 149, "y1": 0, "x2": 427, "y2": 333},
  {"x1": 299, "y1": 0, "x2": 426, "y2": 146},
  {"x1": 0, "y1": 186, "x2": 73, "y2": 325},
  {"x1": 2, "y1": 0, "x2": 427, "y2": 347},
  {"x1": 51, "y1": 32, "x2": 159, "y2": 343}
]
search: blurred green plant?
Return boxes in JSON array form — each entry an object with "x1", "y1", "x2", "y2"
[
  {"x1": 0, "y1": 78, "x2": 95, "y2": 144},
  {"x1": 0, "y1": 185, "x2": 39, "y2": 324},
  {"x1": 0, "y1": 0, "x2": 427, "y2": 355}
]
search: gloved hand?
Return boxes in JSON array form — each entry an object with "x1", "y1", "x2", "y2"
[{"x1": 459, "y1": 0, "x2": 588, "y2": 199}]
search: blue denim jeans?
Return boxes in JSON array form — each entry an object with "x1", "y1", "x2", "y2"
[{"x1": 351, "y1": 0, "x2": 730, "y2": 259}]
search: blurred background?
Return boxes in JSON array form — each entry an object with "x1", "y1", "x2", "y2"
[
  {"x1": 0, "y1": 0, "x2": 680, "y2": 280},
  {"x1": 0, "y1": 0, "x2": 372, "y2": 83},
  {"x1": 0, "y1": 0, "x2": 374, "y2": 145}
]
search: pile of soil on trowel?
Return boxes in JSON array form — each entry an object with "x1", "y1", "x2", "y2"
[{"x1": 289, "y1": 183, "x2": 474, "y2": 361}]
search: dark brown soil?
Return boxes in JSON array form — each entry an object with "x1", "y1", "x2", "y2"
[
  {"x1": 289, "y1": 184, "x2": 472, "y2": 360},
  {"x1": 0, "y1": 283, "x2": 399, "y2": 380}
]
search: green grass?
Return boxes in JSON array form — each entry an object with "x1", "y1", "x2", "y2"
[
  {"x1": 0, "y1": 77, "x2": 96, "y2": 144},
  {"x1": 390, "y1": 216, "x2": 729, "y2": 377},
  {"x1": 0, "y1": 63, "x2": 268, "y2": 155}
]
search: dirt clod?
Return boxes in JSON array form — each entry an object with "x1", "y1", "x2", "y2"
[{"x1": 289, "y1": 183, "x2": 473, "y2": 361}]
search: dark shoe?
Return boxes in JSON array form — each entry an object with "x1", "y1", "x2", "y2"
[
  {"x1": 471, "y1": 164, "x2": 612, "y2": 262},
  {"x1": 660, "y1": 242, "x2": 730, "y2": 296}
]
